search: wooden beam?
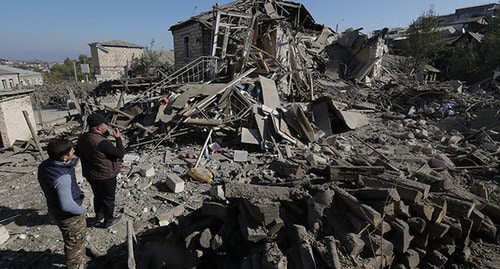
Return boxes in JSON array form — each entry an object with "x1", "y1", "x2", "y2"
[
  {"x1": 22, "y1": 110, "x2": 46, "y2": 160},
  {"x1": 127, "y1": 219, "x2": 136, "y2": 269},
  {"x1": 66, "y1": 87, "x2": 82, "y2": 114},
  {"x1": 327, "y1": 166, "x2": 385, "y2": 181},
  {"x1": 333, "y1": 186, "x2": 382, "y2": 227}
]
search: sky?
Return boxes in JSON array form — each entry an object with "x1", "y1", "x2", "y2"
[{"x1": 0, "y1": 0, "x2": 496, "y2": 62}]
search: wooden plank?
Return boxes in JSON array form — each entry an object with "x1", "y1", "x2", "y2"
[
  {"x1": 22, "y1": 110, "x2": 46, "y2": 160},
  {"x1": 259, "y1": 75, "x2": 281, "y2": 110},
  {"x1": 427, "y1": 222, "x2": 450, "y2": 239},
  {"x1": 361, "y1": 177, "x2": 424, "y2": 203},
  {"x1": 67, "y1": 87, "x2": 82, "y2": 114},
  {"x1": 328, "y1": 166, "x2": 385, "y2": 181},
  {"x1": 411, "y1": 202, "x2": 435, "y2": 222},
  {"x1": 312, "y1": 100, "x2": 333, "y2": 136},
  {"x1": 333, "y1": 186, "x2": 382, "y2": 227},
  {"x1": 324, "y1": 236, "x2": 341, "y2": 269},
  {"x1": 439, "y1": 195, "x2": 476, "y2": 219},
  {"x1": 430, "y1": 198, "x2": 447, "y2": 224},
  {"x1": 127, "y1": 219, "x2": 136, "y2": 269},
  {"x1": 408, "y1": 217, "x2": 427, "y2": 234},
  {"x1": 349, "y1": 187, "x2": 400, "y2": 202},
  {"x1": 387, "y1": 218, "x2": 413, "y2": 254},
  {"x1": 224, "y1": 182, "x2": 291, "y2": 201}
]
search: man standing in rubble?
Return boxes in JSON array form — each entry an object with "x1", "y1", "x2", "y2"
[
  {"x1": 38, "y1": 139, "x2": 86, "y2": 269},
  {"x1": 76, "y1": 113, "x2": 124, "y2": 228}
]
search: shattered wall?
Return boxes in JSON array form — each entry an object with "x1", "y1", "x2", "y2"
[{"x1": 0, "y1": 95, "x2": 35, "y2": 147}]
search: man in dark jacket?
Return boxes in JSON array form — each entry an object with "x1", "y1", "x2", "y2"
[
  {"x1": 76, "y1": 113, "x2": 124, "y2": 228},
  {"x1": 38, "y1": 139, "x2": 86, "y2": 269}
]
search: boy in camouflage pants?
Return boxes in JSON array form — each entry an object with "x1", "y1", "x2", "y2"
[{"x1": 38, "y1": 139, "x2": 86, "y2": 269}]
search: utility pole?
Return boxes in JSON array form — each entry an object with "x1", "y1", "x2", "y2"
[
  {"x1": 336, "y1": 19, "x2": 344, "y2": 33},
  {"x1": 73, "y1": 61, "x2": 78, "y2": 82}
]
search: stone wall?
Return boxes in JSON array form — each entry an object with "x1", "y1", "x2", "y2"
[
  {"x1": 172, "y1": 22, "x2": 206, "y2": 70},
  {"x1": 0, "y1": 95, "x2": 35, "y2": 147},
  {"x1": 91, "y1": 46, "x2": 144, "y2": 81}
]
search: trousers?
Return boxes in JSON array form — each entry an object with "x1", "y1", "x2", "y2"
[
  {"x1": 88, "y1": 177, "x2": 117, "y2": 222},
  {"x1": 55, "y1": 212, "x2": 86, "y2": 269}
]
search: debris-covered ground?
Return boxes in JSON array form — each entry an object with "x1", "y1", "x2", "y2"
[{"x1": 1, "y1": 0, "x2": 500, "y2": 268}]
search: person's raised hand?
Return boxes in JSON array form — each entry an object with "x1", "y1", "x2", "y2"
[{"x1": 112, "y1": 128, "x2": 121, "y2": 138}]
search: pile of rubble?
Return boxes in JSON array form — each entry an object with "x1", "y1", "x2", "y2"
[{"x1": 5, "y1": 0, "x2": 497, "y2": 268}]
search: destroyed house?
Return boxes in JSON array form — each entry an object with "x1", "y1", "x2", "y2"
[
  {"x1": 89, "y1": 40, "x2": 144, "y2": 82},
  {"x1": 116, "y1": 0, "x2": 389, "y2": 149},
  {"x1": 169, "y1": 0, "x2": 323, "y2": 73}
]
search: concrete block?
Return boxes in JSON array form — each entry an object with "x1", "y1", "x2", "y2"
[
  {"x1": 209, "y1": 185, "x2": 225, "y2": 200},
  {"x1": 415, "y1": 129, "x2": 429, "y2": 139},
  {"x1": 394, "y1": 147, "x2": 410, "y2": 155},
  {"x1": 305, "y1": 153, "x2": 328, "y2": 166},
  {"x1": 0, "y1": 225, "x2": 9, "y2": 245},
  {"x1": 244, "y1": 226, "x2": 268, "y2": 242},
  {"x1": 233, "y1": 150, "x2": 248, "y2": 162},
  {"x1": 267, "y1": 218, "x2": 284, "y2": 237},
  {"x1": 448, "y1": 135, "x2": 462, "y2": 145},
  {"x1": 140, "y1": 166, "x2": 155, "y2": 177},
  {"x1": 166, "y1": 173, "x2": 185, "y2": 193},
  {"x1": 123, "y1": 154, "x2": 140, "y2": 163}
]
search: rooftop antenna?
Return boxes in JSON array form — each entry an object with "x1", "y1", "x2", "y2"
[{"x1": 192, "y1": 6, "x2": 198, "y2": 15}]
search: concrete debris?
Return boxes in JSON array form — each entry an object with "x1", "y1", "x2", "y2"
[
  {"x1": 165, "y1": 172, "x2": 185, "y2": 193},
  {"x1": 1, "y1": 0, "x2": 500, "y2": 268},
  {"x1": 139, "y1": 165, "x2": 155, "y2": 178},
  {"x1": 0, "y1": 225, "x2": 9, "y2": 246}
]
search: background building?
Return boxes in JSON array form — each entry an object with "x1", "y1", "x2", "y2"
[
  {"x1": 0, "y1": 65, "x2": 43, "y2": 88},
  {"x1": 0, "y1": 68, "x2": 19, "y2": 90},
  {"x1": 89, "y1": 40, "x2": 144, "y2": 82}
]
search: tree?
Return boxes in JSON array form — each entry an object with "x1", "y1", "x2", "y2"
[
  {"x1": 43, "y1": 55, "x2": 93, "y2": 83},
  {"x1": 129, "y1": 39, "x2": 174, "y2": 78},
  {"x1": 403, "y1": 7, "x2": 445, "y2": 73},
  {"x1": 442, "y1": 42, "x2": 481, "y2": 80},
  {"x1": 480, "y1": 16, "x2": 500, "y2": 70}
]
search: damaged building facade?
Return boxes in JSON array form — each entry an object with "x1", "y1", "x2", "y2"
[{"x1": 2, "y1": 1, "x2": 498, "y2": 268}]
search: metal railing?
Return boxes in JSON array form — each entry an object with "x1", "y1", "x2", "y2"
[{"x1": 131, "y1": 56, "x2": 221, "y2": 102}]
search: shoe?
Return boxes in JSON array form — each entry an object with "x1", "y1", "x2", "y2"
[
  {"x1": 85, "y1": 244, "x2": 105, "y2": 259},
  {"x1": 92, "y1": 212, "x2": 104, "y2": 227},
  {"x1": 98, "y1": 215, "x2": 123, "y2": 229},
  {"x1": 96, "y1": 212, "x2": 104, "y2": 222},
  {"x1": 92, "y1": 219, "x2": 104, "y2": 228}
]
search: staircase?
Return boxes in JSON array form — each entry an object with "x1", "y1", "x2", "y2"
[{"x1": 132, "y1": 56, "x2": 221, "y2": 102}]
